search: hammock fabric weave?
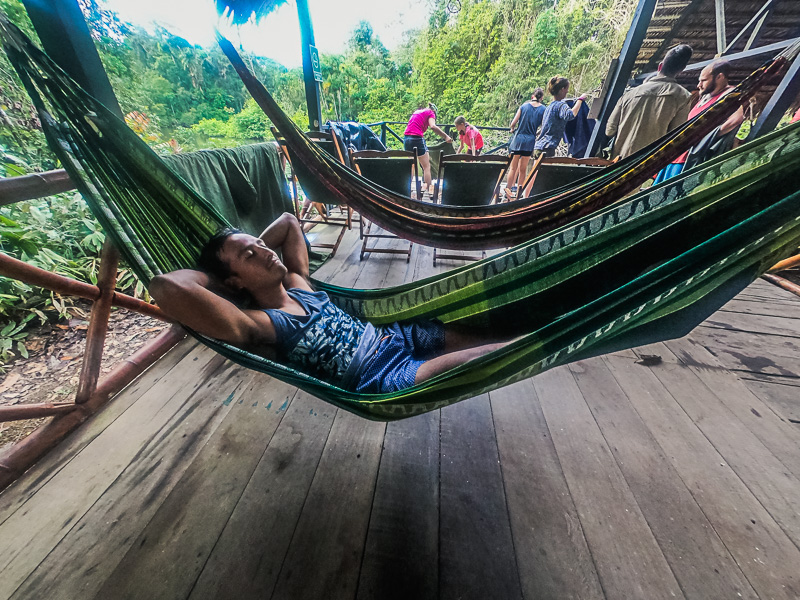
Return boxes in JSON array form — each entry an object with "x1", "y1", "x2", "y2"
[
  {"x1": 3, "y1": 14, "x2": 800, "y2": 421},
  {"x1": 217, "y1": 34, "x2": 799, "y2": 250}
]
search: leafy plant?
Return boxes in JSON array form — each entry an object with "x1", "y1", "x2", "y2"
[{"x1": 0, "y1": 313, "x2": 34, "y2": 366}]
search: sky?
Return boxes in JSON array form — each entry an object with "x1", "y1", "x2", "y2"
[{"x1": 101, "y1": 0, "x2": 431, "y2": 67}]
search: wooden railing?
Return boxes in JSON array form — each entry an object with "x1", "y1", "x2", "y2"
[{"x1": 0, "y1": 172, "x2": 185, "y2": 491}]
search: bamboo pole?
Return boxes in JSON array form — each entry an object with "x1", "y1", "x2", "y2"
[
  {"x1": 74, "y1": 240, "x2": 119, "y2": 405},
  {"x1": 0, "y1": 402, "x2": 78, "y2": 423},
  {"x1": 762, "y1": 273, "x2": 800, "y2": 298},
  {"x1": 767, "y1": 252, "x2": 800, "y2": 273},
  {"x1": 0, "y1": 325, "x2": 185, "y2": 491},
  {"x1": 0, "y1": 169, "x2": 74, "y2": 206},
  {"x1": 0, "y1": 251, "x2": 167, "y2": 320}
]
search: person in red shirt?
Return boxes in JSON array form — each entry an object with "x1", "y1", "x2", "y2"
[
  {"x1": 403, "y1": 103, "x2": 453, "y2": 196},
  {"x1": 654, "y1": 60, "x2": 744, "y2": 184},
  {"x1": 454, "y1": 116, "x2": 484, "y2": 155}
]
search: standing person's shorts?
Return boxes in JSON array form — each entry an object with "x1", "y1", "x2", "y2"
[
  {"x1": 353, "y1": 319, "x2": 446, "y2": 393},
  {"x1": 510, "y1": 149, "x2": 533, "y2": 157},
  {"x1": 404, "y1": 135, "x2": 428, "y2": 157},
  {"x1": 466, "y1": 148, "x2": 483, "y2": 156}
]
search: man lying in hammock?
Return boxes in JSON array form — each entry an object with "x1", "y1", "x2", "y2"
[{"x1": 151, "y1": 213, "x2": 510, "y2": 393}]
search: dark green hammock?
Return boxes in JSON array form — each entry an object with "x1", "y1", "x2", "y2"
[
  {"x1": 3, "y1": 14, "x2": 800, "y2": 420},
  {"x1": 218, "y1": 34, "x2": 800, "y2": 250}
]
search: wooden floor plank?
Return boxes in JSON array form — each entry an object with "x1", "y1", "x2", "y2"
[
  {"x1": 439, "y1": 394, "x2": 522, "y2": 600},
  {"x1": 606, "y1": 353, "x2": 800, "y2": 599},
  {"x1": 534, "y1": 367, "x2": 682, "y2": 600},
  {"x1": 719, "y1": 297, "x2": 800, "y2": 319},
  {"x1": 90, "y1": 372, "x2": 292, "y2": 600},
  {"x1": 572, "y1": 358, "x2": 758, "y2": 599},
  {"x1": 0, "y1": 338, "x2": 196, "y2": 527},
  {"x1": 11, "y1": 358, "x2": 252, "y2": 600},
  {"x1": 0, "y1": 345, "x2": 224, "y2": 599},
  {"x1": 356, "y1": 411, "x2": 440, "y2": 600},
  {"x1": 631, "y1": 342, "x2": 800, "y2": 549},
  {"x1": 490, "y1": 379, "x2": 604, "y2": 600},
  {"x1": 187, "y1": 391, "x2": 336, "y2": 600},
  {"x1": 664, "y1": 337, "x2": 800, "y2": 473},
  {"x1": 269, "y1": 410, "x2": 385, "y2": 600},
  {"x1": 702, "y1": 311, "x2": 800, "y2": 338},
  {"x1": 740, "y1": 374, "x2": 800, "y2": 423},
  {"x1": 690, "y1": 326, "x2": 800, "y2": 377}
]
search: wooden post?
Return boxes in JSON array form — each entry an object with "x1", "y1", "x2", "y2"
[
  {"x1": 296, "y1": 0, "x2": 322, "y2": 131},
  {"x1": 715, "y1": 0, "x2": 727, "y2": 56},
  {"x1": 0, "y1": 402, "x2": 78, "y2": 424},
  {"x1": 747, "y1": 55, "x2": 800, "y2": 139},
  {"x1": 0, "y1": 169, "x2": 74, "y2": 206},
  {"x1": 0, "y1": 326, "x2": 185, "y2": 492},
  {"x1": 0, "y1": 251, "x2": 167, "y2": 320},
  {"x1": 584, "y1": 0, "x2": 659, "y2": 157},
  {"x1": 74, "y1": 239, "x2": 119, "y2": 404},
  {"x1": 762, "y1": 273, "x2": 800, "y2": 298},
  {"x1": 768, "y1": 253, "x2": 800, "y2": 273}
]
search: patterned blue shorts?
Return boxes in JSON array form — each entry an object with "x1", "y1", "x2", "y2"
[{"x1": 354, "y1": 319, "x2": 446, "y2": 394}]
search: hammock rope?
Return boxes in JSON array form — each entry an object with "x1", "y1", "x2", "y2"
[
  {"x1": 3, "y1": 14, "x2": 800, "y2": 420},
  {"x1": 217, "y1": 33, "x2": 800, "y2": 250}
]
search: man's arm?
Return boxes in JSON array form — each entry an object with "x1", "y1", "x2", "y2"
[
  {"x1": 258, "y1": 212, "x2": 310, "y2": 287},
  {"x1": 719, "y1": 106, "x2": 745, "y2": 135},
  {"x1": 150, "y1": 269, "x2": 275, "y2": 348}
]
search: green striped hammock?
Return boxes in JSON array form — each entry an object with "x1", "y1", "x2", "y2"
[
  {"x1": 3, "y1": 15, "x2": 800, "y2": 420},
  {"x1": 218, "y1": 34, "x2": 799, "y2": 250}
]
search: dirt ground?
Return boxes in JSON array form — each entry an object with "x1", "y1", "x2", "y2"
[{"x1": 0, "y1": 302, "x2": 168, "y2": 454}]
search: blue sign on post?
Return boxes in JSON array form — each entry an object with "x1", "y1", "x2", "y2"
[{"x1": 309, "y1": 45, "x2": 323, "y2": 82}]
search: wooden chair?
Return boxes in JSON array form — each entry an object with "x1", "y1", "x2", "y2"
[
  {"x1": 271, "y1": 127, "x2": 351, "y2": 257},
  {"x1": 350, "y1": 149, "x2": 419, "y2": 262},
  {"x1": 432, "y1": 153, "x2": 510, "y2": 265},
  {"x1": 520, "y1": 156, "x2": 614, "y2": 198}
]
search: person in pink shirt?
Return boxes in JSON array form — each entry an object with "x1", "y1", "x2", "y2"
[
  {"x1": 404, "y1": 103, "x2": 453, "y2": 195},
  {"x1": 454, "y1": 116, "x2": 484, "y2": 155}
]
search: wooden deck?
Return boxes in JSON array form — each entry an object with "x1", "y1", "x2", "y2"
[{"x1": 1, "y1": 225, "x2": 799, "y2": 600}]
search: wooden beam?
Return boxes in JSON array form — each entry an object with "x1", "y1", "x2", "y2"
[
  {"x1": 295, "y1": 0, "x2": 322, "y2": 131},
  {"x1": 584, "y1": 0, "x2": 659, "y2": 157},
  {"x1": 0, "y1": 169, "x2": 74, "y2": 206},
  {"x1": 0, "y1": 402, "x2": 78, "y2": 424},
  {"x1": 634, "y1": 37, "x2": 800, "y2": 83},
  {"x1": 724, "y1": 0, "x2": 775, "y2": 54},
  {"x1": 715, "y1": 0, "x2": 727, "y2": 55}
]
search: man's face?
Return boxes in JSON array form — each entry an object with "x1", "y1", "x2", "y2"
[
  {"x1": 698, "y1": 67, "x2": 723, "y2": 95},
  {"x1": 219, "y1": 233, "x2": 287, "y2": 291}
]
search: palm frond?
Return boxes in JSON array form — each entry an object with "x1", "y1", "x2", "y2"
[{"x1": 214, "y1": 0, "x2": 288, "y2": 25}]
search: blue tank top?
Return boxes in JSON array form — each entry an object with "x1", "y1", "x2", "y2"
[
  {"x1": 263, "y1": 288, "x2": 369, "y2": 385},
  {"x1": 509, "y1": 102, "x2": 545, "y2": 152}
]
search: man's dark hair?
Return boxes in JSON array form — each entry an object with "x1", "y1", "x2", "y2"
[
  {"x1": 197, "y1": 227, "x2": 241, "y2": 280},
  {"x1": 709, "y1": 59, "x2": 732, "y2": 81},
  {"x1": 661, "y1": 44, "x2": 693, "y2": 76}
]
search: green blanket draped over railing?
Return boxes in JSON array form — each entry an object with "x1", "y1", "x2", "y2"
[{"x1": 3, "y1": 14, "x2": 800, "y2": 420}]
